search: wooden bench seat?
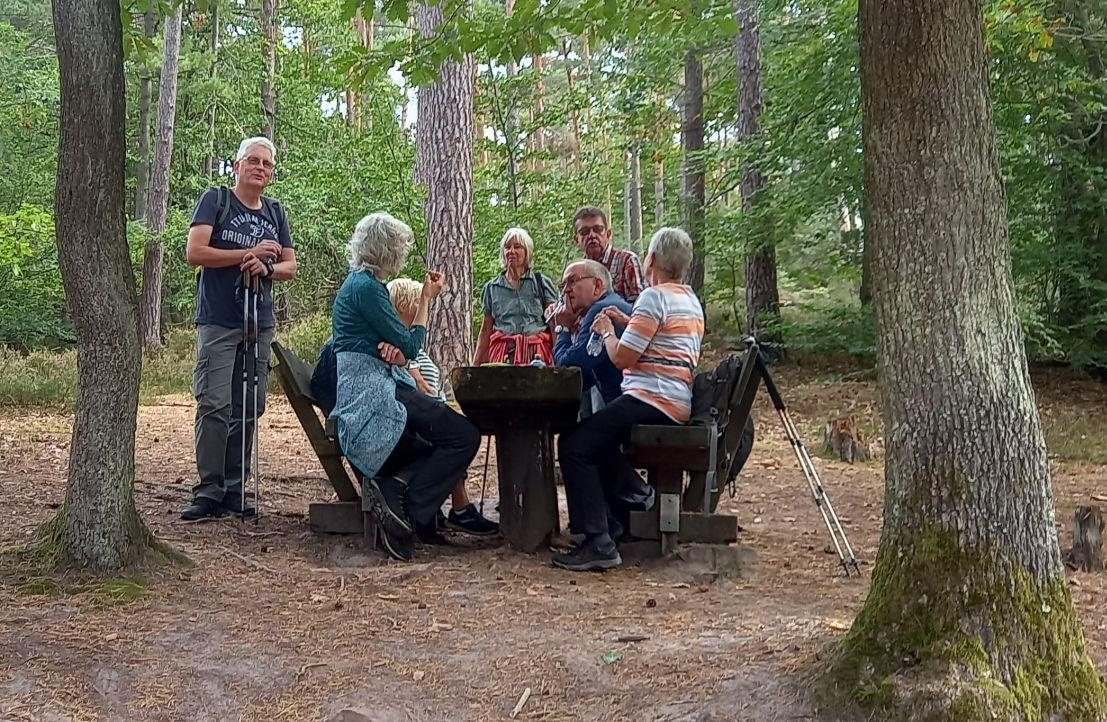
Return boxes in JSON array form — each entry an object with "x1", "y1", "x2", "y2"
[{"x1": 627, "y1": 343, "x2": 761, "y2": 554}]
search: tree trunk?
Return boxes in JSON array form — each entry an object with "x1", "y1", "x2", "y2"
[
  {"x1": 680, "y1": 51, "x2": 705, "y2": 297},
  {"x1": 825, "y1": 0, "x2": 1107, "y2": 717},
  {"x1": 133, "y1": 7, "x2": 157, "y2": 220},
  {"x1": 531, "y1": 50, "x2": 546, "y2": 177},
  {"x1": 654, "y1": 155, "x2": 664, "y2": 227},
  {"x1": 260, "y1": 0, "x2": 277, "y2": 139},
  {"x1": 203, "y1": 2, "x2": 220, "y2": 178},
  {"x1": 51, "y1": 0, "x2": 170, "y2": 570},
  {"x1": 414, "y1": 2, "x2": 474, "y2": 384},
  {"x1": 140, "y1": 4, "x2": 182, "y2": 352},
  {"x1": 628, "y1": 142, "x2": 642, "y2": 247},
  {"x1": 736, "y1": 0, "x2": 777, "y2": 339},
  {"x1": 561, "y1": 38, "x2": 581, "y2": 172},
  {"x1": 400, "y1": 18, "x2": 412, "y2": 131}
]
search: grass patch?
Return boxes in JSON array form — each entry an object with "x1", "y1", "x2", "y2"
[
  {"x1": 1044, "y1": 412, "x2": 1107, "y2": 464},
  {"x1": 0, "y1": 314, "x2": 334, "y2": 409},
  {"x1": 92, "y1": 576, "x2": 151, "y2": 604}
]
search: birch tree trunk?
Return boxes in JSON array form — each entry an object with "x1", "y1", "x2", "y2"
[
  {"x1": 414, "y1": 2, "x2": 474, "y2": 385},
  {"x1": 736, "y1": 0, "x2": 777, "y2": 337},
  {"x1": 628, "y1": 144, "x2": 642, "y2": 247},
  {"x1": 824, "y1": 0, "x2": 1107, "y2": 717},
  {"x1": 51, "y1": 0, "x2": 174, "y2": 570},
  {"x1": 680, "y1": 51, "x2": 705, "y2": 296},
  {"x1": 139, "y1": 5, "x2": 182, "y2": 351}
]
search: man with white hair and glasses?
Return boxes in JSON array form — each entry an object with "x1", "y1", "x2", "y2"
[{"x1": 181, "y1": 136, "x2": 298, "y2": 521}]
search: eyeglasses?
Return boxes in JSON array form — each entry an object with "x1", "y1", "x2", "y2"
[
  {"x1": 575, "y1": 224, "x2": 606, "y2": 238},
  {"x1": 561, "y1": 275, "x2": 592, "y2": 290},
  {"x1": 243, "y1": 156, "x2": 275, "y2": 170}
]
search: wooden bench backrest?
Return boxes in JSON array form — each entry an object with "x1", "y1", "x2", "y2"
[{"x1": 270, "y1": 341, "x2": 359, "y2": 501}]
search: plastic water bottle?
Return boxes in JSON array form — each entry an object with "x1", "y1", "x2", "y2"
[
  {"x1": 586, "y1": 332, "x2": 604, "y2": 357},
  {"x1": 529, "y1": 353, "x2": 547, "y2": 368}
]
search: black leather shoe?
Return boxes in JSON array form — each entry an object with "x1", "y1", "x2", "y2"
[{"x1": 180, "y1": 497, "x2": 227, "y2": 521}]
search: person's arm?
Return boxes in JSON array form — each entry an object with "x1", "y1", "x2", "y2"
[
  {"x1": 408, "y1": 364, "x2": 434, "y2": 395},
  {"x1": 593, "y1": 290, "x2": 660, "y2": 370},
  {"x1": 472, "y1": 313, "x2": 494, "y2": 365},
  {"x1": 555, "y1": 305, "x2": 606, "y2": 372},
  {"x1": 361, "y1": 280, "x2": 426, "y2": 360}
]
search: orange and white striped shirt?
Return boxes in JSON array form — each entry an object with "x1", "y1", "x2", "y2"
[{"x1": 618, "y1": 283, "x2": 704, "y2": 422}]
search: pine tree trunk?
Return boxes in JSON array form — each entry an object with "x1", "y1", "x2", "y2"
[
  {"x1": 260, "y1": 0, "x2": 277, "y2": 139},
  {"x1": 561, "y1": 39, "x2": 581, "y2": 172},
  {"x1": 414, "y1": 2, "x2": 474, "y2": 383},
  {"x1": 52, "y1": 0, "x2": 168, "y2": 570},
  {"x1": 736, "y1": 0, "x2": 777, "y2": 338},
  {"x1": 133, "y1": 8, "x2": 157, "y2": 220},
  {"x1": 203, "y1": 2, "x2": 220, "y2": 178},
  {"x1": 140, "y1": 5, "x2": 182, "y2": 352},
  {"x1": 825, "y1": 0, "x2": 1107, "y2": 717},
  {"x1": 680, "y1": 51, "x2": 705, "y2": 296}
]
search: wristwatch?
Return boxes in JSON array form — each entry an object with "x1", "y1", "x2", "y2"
[
  {"x1": 263, "y1": 257, "x2": 276, "y2": 277},
  {"x1": 601, "y1": 331, "x2": 613, "y2": 340},
  {"x1": 554, "y1": 325, "x2": 570, "y2": 334}
]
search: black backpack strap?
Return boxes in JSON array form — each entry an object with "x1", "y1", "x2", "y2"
[
  {"x1": 215, "y1": 185, "x2": 232, "y2": 227},
  {"x1": 261, "y1": 195, "x2": 287, "y2": 237}
]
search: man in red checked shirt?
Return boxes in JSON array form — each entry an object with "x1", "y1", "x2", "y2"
[{"x1": 571, "y1": 205, "x2": 647, "y2": 304}]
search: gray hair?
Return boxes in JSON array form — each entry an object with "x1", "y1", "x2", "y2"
[
  {"x1": 647, "y1": 227, "x2": 694, "y2": 279},
  {"x1": 499, "y1": 227, "x2": 536, "y2": 270},
  {"x1": 576, "y1": 259, "x2": 612, "y2": 292},
  {"x1": 348, "y1": 212, "x2": 413, "y2": 278},
  {"x1": 236, "y1": 136, "x2": 277, "y2": 162}
]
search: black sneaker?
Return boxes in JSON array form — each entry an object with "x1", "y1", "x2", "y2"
[
  {"x1": 551, "y1": 537, "x2": 622, "y2": 572},
  {"x1": 221, "y1": 490, "x2": 257, "y2": 518},
  {"x1": 375, "y1": 510, "x2": 413, "y2": 561},
  {"x1": 367, "y1": 477, "x2": 412, "y2": 535},
  {"x1": 435, "y1": 509, "x2": 448, "y2": 531},
  {"x1": 446, "y1": 504, "x2": 499, "y2": 536},
  {"x1": 180, "y1": 496, "x2": 227, "y2": 521}
]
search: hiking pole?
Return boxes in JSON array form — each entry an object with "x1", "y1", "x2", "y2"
[
  {"x1": 754, "y1": 353, "x2": 861, "y2": 576},
  {"x1": 240, "y1": 269, "x2": 250, "y2": 521},
  {"x1": 251, "y1": 272, "x2": 261, "y2": 524}
]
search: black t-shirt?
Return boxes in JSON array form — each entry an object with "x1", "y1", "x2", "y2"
[{"x1": 190, "y1": 187, "x2": 294, "y2": 329}]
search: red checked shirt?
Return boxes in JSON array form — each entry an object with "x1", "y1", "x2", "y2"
[{"x1": 600, "y1": 244, "x2": 648, "y2": 303}]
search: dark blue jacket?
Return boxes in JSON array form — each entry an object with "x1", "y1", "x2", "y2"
[{"x1": 553, "y1": 291, "x2": 634, "y2": 405}]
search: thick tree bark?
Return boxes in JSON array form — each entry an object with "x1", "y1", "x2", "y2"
[
  {"x1": 133, "y1": 7, "x2": 157, "y2": 220},
  {"x1": 680, "y1": 51, "x2": 706, "y2": 296},
  {"x1": 736, "y1": 0, "x2": 777, "y2": 338},
  {"x1": 52, "y1": 0, "x2": 169, "y2": 570},
  {"x1": 260, "y1": 0, "x2": 277, "y2": 139},
  {"x1": 824, "y1": 1, "x2": 1107, "y2": 718},
  {"x1": 203, "y1": 2, "x2": 220, "y2": 178},
  {"x1": 140, "y1": 4, "x2": 182, "y2": 351},
  {"x1": 414, "y1": 2, "x2": 474, "y2": 385}
]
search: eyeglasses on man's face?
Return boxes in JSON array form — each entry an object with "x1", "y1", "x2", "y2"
[
  {"x1": 561, "y1": 274, "x2": 594, "y2": 290},
  {"x1": 574, "y1": 224, "x2": 606, "y2": 238},
  {"x1": 243, "y1": 155, "x2": 275, "y2": 170}
]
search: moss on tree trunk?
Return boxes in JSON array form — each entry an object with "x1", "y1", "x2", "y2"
[{"x1": 820, "y1": 528, "x2": 1106, "y2": 720}]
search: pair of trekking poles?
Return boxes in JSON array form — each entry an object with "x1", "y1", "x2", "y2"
[
  {"x1": 239, "y1": 269, "x2": 263, "y2": 523},
  {"x1": 745, "y1": 339, "x2": 861, "y2": 576}
]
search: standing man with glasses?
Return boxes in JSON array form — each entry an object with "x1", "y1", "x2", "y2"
[
  {"x1": 571, "y1": 205, "x2": 647, "y2": 304},
  {"x1": 181, "y1": 136, "x2": 298, "y2": 521}
]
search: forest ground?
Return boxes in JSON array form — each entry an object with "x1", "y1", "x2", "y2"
[{"x1": 1, "y1": 362, "x2": 1105, "y2": 722}]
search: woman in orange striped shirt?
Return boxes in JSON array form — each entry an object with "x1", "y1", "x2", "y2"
[{"x1": 553, "y1": 227, "x2": 705, "y2": 571}]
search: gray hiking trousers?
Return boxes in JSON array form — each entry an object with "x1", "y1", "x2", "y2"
[{"x1": 192, "y1": 324, "x2": 275, "y2": 501}]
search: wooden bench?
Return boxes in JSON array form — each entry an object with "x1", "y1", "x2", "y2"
[
  {"x1": 626, "y1": 342, "x2": 761, "y2": 555},
  {"x1": 270, "y1": 341, "x2": 374, "y2": 543}
]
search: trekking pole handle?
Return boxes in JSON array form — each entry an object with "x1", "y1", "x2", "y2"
[{"x1": 755, "y1": 353, "x2": 786, "y2": 411}]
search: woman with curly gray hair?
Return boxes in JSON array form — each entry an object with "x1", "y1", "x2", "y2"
[{"x1": 330, "y1": 211, "x2": 480, "y2": 561}]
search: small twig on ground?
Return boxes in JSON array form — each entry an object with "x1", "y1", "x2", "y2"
[
  {"x1": 296, "y1": 661, "x2": 328, "y2": 679},
  {"x1": 510, "y1": 687, "x2": 532, "y2": 719},
  {"x1": 218, "y1": 546, "x2": 277, "y2": 574}
]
